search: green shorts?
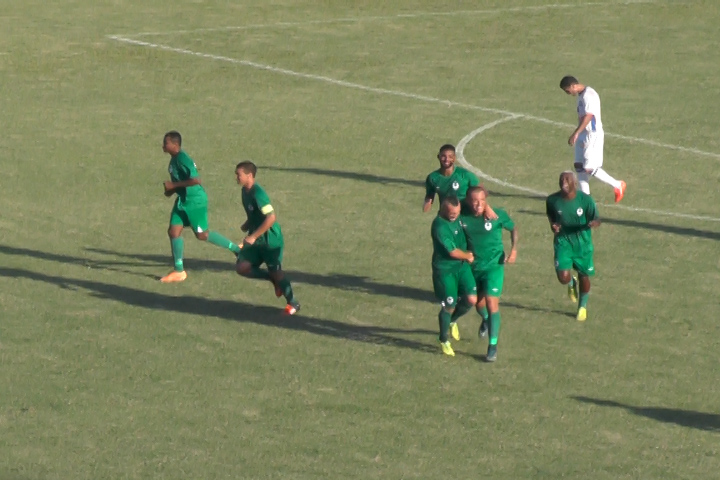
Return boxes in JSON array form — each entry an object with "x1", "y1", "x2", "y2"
[
  {"x1": 169, "y1": 201, "x2": 209, "y2": 233},
  {"x1": 432, "y1": 263, "x2": 477, "y2": 308},
  {"x1": 236, "y1": 227, "x2": 285, "y2": 270},
  {"x1": 473, "y1": 264, "x2": 505, "y2": 297},
  {"x1": 554, "y1": 239, "x2": 595, "y2": 277}
]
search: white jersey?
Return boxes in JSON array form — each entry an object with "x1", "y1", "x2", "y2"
[{"x1": 577, "y1": 86, "x2": 603, "y2": 133}]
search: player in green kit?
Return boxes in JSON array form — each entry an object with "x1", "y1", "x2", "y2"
[
  {"x1": 235, "y1": 161, "x2": 300, "y2": 315},
  {"x1": 423, "y1": 144, "x2": 481, "y2": 212},
  {"x1": 431, "y1": 196, "x2": 478, "y2": 357},
  {"x1": 160, "y1": 131, "x2": 241, "y2": 283},
  {"x1": 546, "y1": 171, "x2": 601, "y2": 321},
  {"x1": 461, "y1": 187, "x2": 518, "y2": 362}
]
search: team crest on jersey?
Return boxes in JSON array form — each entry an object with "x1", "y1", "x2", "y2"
[
  {"x1": 576, "y1": 208, "x2": 584, "y2": 216},
  {"x1": 484, "y1": 221, "x2": 492, "y2": 231},
  {"x1": 452, "y1": 181, "x2": 460, "y2": 190}
]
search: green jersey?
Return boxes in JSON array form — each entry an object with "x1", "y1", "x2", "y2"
[
  {"x1": 431, "y1": 215, "x2": 468, "y2": 271},
  {"x1": 168, "y1": 150, "x2": 207, "y2": 208},
  {"x1": 242, "y1": 183, "x2": 282, "y2": 245},
  {"x1": 545, "y1": 191, "x2": 598, "y2": 247},
  {"x1": 461, "y1": 208, "x2": 515, "y2": 271},
  {"x1": 425, "y1": 166, "x2": 479, "y2": 204}
]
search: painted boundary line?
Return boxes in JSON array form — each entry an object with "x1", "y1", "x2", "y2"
[
  {"x1": 117, "y1": 0, "x2": 658, "y2": 38},
  {"x1": 456, "y1": 119, "x2": 720, "y2": 222},
  {"x1": 107, "y1": 35, "x2": 720, "y2": 161}
]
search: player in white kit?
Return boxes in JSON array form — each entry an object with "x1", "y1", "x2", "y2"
[{"x1": 560, "y1": 75, "x2": 626, "y2": 203}]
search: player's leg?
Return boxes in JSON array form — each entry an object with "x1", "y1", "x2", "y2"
[
  {"x1": 585, "y1": 134, "x2": 626, "y2": 202},
  {"x1": 186, "y1": 205, "x2": 241, "y2": 255},
  {"x1": 449, "y1": 264, "x2": 478, "y2": 341},
  {"x1": 265, "y1": 244, "x2": 300, "y2": 315},
  {"x1": 555, "y1": 241, "x2": 578, "y2": 302},
  {"x1": 484, "y1": 265, "x2": 505, "y2": 362},
  {"x1": 433, "y1": 270, "x2": 458, "y2": 356},
  {"x1": 572, "y1": 249, "x2": 596, "y2": 321},
  {"x1": 235, "y1": 245, "x2": 270, "y2": 280},
  {"x1": 473, "y1": 270, "x2": 490, "y2": 337},
  {"x1": 161, "y1": 203, "x2": 189, "y2": 283},
  {"x1": 574, "y1": 135, "x2": 591, "y2": 194}
]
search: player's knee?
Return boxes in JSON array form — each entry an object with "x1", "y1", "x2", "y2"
[
  {"x1": 236, "y1": 262, "x2": 252, "y2": 276},
  {"x1": 269, "y1": 270, "x2": 284, "y2": 282},
  {"x1": 487, "y1": 297, "x2": 500, "y2": 311},
  {"x1": 195, "y1": 231, "x2": 209, "y2": 241},
  {"x1": 556, "y1": 270, "x2": 571, "y2": 284},
  {"x1": 167, "y1": 227, "x2": 179, "y2": 238},
  {"x1": 466, "y1": 295, "x2": 478, "y2": 306}
]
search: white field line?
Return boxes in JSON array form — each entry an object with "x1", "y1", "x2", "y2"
[
  {"x1": 118, "y1": 0, "x2": 657, "y2": 38},
  {"x1": 456, "y1": 120, "x2": 720, "y2": 222},
  {"x1": 107, "y1": 35, "x2": 720, "y2": 161}
]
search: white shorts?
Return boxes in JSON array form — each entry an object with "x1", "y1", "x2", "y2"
[{"x1": 574, "y1": 131, "x2": 604, "y2": 171}]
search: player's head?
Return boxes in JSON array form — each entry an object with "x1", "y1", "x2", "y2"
[
  {"x1": 440, "y1": 195, "x2": 462, "y2": 221},
  {"x1": 235, "y1": 161, "x2": 257, "y2": 186},
  {"x1": 559, "y1": 170, "x2": 578, "y2": 196},
  {"x1": 466, "y1": 186, "x2": 487, "y2": 216},
  {"x1": 437, "y1": 144, "x2": 456, "y2": 169},
  {"x1": 162, "y1": 131, "x2": 182, "y2": 155},
  {"x1": 560, "y1": 75, "x2": 582, "y2": 96}
]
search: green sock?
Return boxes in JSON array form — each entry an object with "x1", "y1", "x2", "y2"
[
  {"x1": 579, "y1": 292, "x2": 589, "y2": 308},
  {"x1": 451, "y1": 301, "x2": 472, "y2": 322},
  {"x1": 438, "y1": 309, "x2": 452, "y2": 343},
  {"x1": 277, "y1": 277, "x2": 295, "y2": 303},
  {"x1": 170, "y1": 237, "x2": 184, "y2": 272},
  {"x1": 207, "y1": 231, "x2": 241, "y2": 254},
  {"x1": 477, "y1": 306, "x2": 489, "y2": 322},
  {"x1": 489, "y1": 311, "x2": 501, "y2": 346}
]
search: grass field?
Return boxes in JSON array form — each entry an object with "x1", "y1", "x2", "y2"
[{"x1": 2, "y1": 1, "x2": 720, "y2": 478}]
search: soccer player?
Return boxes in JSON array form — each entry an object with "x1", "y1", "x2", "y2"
[
  {"x1": 546, "y1": 171, "x2": 601, "y2": 321},
  {"x1": 461, "y1": 186, "x2": 518, "y2": 362},
  {"x1": 423, "y1": 144, "x2": 481, "y2": 212},
  {"x1": 559, "y1": 75, "x2": 627, "y2": 202},
  {"x1": 431, "y1": 196, "x2": 478, "y2": 356},
  {"x1": 234, "y1": 161, "x2": 300, "y2": 315},
  {"x1": 160, "y1": 131, "x2": 241, "y2": 283}
]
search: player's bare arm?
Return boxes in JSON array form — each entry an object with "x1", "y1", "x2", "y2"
[
  {"x1": 568, "y1": 114, "x2": 594, "y2": 145},
  {"x1": 484, "y1": 203, "x2": 498, "y2": 221},
  {"x1": 588, "y1": 219, "x2": 601, "y2": 229},
  {"x1": 423, "y1": 197, "x2": 434, "y2": 212},
  {"x1": 506, "y1": 227, "x2": 519, "y2": 264},
  {"x1": 244, "y1": 212, "x2": 276, "y2": 245},
  {"x1": 448, "y1": 249, "x2": 474, "y2": 263}
]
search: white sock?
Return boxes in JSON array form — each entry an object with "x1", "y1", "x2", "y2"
[
  {"x1": 577, "y1": 172, "x2": 591, "y2": 194},
  {"x1": 593, "y1": 168, "x2": 622, "y2": 189}
]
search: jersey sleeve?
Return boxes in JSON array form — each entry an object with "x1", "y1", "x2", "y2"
[
  {"x1": 425, "y1": 174, "x2": 435, "y2": 201},
  {"x1": 178, "y1": 155, "x2": 199, "y2": 179},
  {"x1": 254, "y1": 187, "x2": 274, "y2": 215},
  {"x1": 585, "y1": 195, "x2": 598, "y2": 222},
  {"x1": 467, "y1": 170, "x2": 480, "y2": 187},
  {"x1": 545, "y1": 197, "x2": 556, "y2": 223},
  {"x1": 433, "y1": 222, "x2": 457, "y2": 254},
  {"x1": 500, "y1": 209, "x2": 515, "y2": 231},
  {"x1": 583, "y1": 91, "x2": 601, "y2": 117}
]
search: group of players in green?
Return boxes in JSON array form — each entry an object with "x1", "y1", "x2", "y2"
[
  {"x1": 158, "y1": 131, "x2": 600, "y2": 361},
  {"x1": 424, "y1": 144, "x2": 599, "y2": 361}
]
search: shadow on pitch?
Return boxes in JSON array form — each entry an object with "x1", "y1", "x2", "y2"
[
  {"x1": 572, "y1": 396, "x2": 720, "y2": 432},
  {"x1": 263, "y1": 166, "x2": 541, "y2": 200},
  {"x1": 0, "y1": 266, "x2": 456, "y2": 356},
  {"x1": 517, "y1": 208, "x2": 720, "y2": 241}
]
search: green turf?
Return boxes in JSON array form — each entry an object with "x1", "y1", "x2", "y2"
[{"x1": 2, "y1": 1, "x2": 720, "y2": 479}]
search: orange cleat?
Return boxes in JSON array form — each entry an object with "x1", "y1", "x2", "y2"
[
  {"x1": 283, "y1": 302, "x2": 300, "y2": 315},
  {"x1": 614, "y1": 181, "x2": 627, "y2": 203},
  {"x1": 160, "y1": 270, "x2": 187, "y2": 283}
]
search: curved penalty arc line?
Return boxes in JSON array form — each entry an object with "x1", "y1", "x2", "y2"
[{"x1": 456, "y1": 117, "x2": 720, "y2": 223}]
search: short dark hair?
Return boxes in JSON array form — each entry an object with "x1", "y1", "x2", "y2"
[
  {"x1": 438, "y1": 144, "x2": 456, "y2": 155},
  {"x1": 466, "y1": 185, "x2": 487, "y2": 199},
  {"x1": 164, "y1": 130, "x2": 182, "y2": 146},
  {"x1": 441, "y1": 195, "x2": 460, "y2": 207},
  {"x1": 235, "y1": 161, "x2": 257, "y2": 176},
  {"x1": 559, "y1": 76, "x2": 579, "y2": 89}
]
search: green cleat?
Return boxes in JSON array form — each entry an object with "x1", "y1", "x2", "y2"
[
  {"x1": 576, "y1": 306, "x2": 587, "y2": 322},
  {"x1": 486, "y1": 344, "x2": 497, "y2": 362},
  {"x1": 568, "y1": 275, "x2": 578, "y2": 303},
  {"x1": 450, "y1": 322, "x2": 460, "y2": 341},
  {"x1": 440, "y1": 341, "x2": 455, "y2": 357}
]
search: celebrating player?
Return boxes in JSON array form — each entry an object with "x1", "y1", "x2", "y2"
[
  {"x1": 546, "y1": 171, "x2": 601, "y2": 321},
  {"x1": 234, "y1": 161, "x2": 300, "y2": 315},
  {"x1": 461, "y1": 187, "x2": 518, "y2": 362},
  {"x1": 559, "y1": 76, "x2": 626, "y2": 202},
  {"x1": 423, "y1": 144, "x2": 481, "y2": 212},
  {"x1": 430, "y1": 196, "x2": 478, "y2": 356},
  {"x1": 160, "y1": 131, "x2": 241, "y2": 283}
]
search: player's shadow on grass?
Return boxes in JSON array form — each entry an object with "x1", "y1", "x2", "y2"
[
  {"x1": 0, "y1": 266, "x2": 466, "y2": 356},
  {"x1": 517, "y1": 209, "x2": 720, "y2": 241},
  {"x1": 84, "y1": 247, "x2": 437, "y2": 303},
  {"x1": 263, "y1": 166, "x2": 540, "y2": 200},
  {"x1": 572, "y1": 396, "x2": 720, "y2": 432}
]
